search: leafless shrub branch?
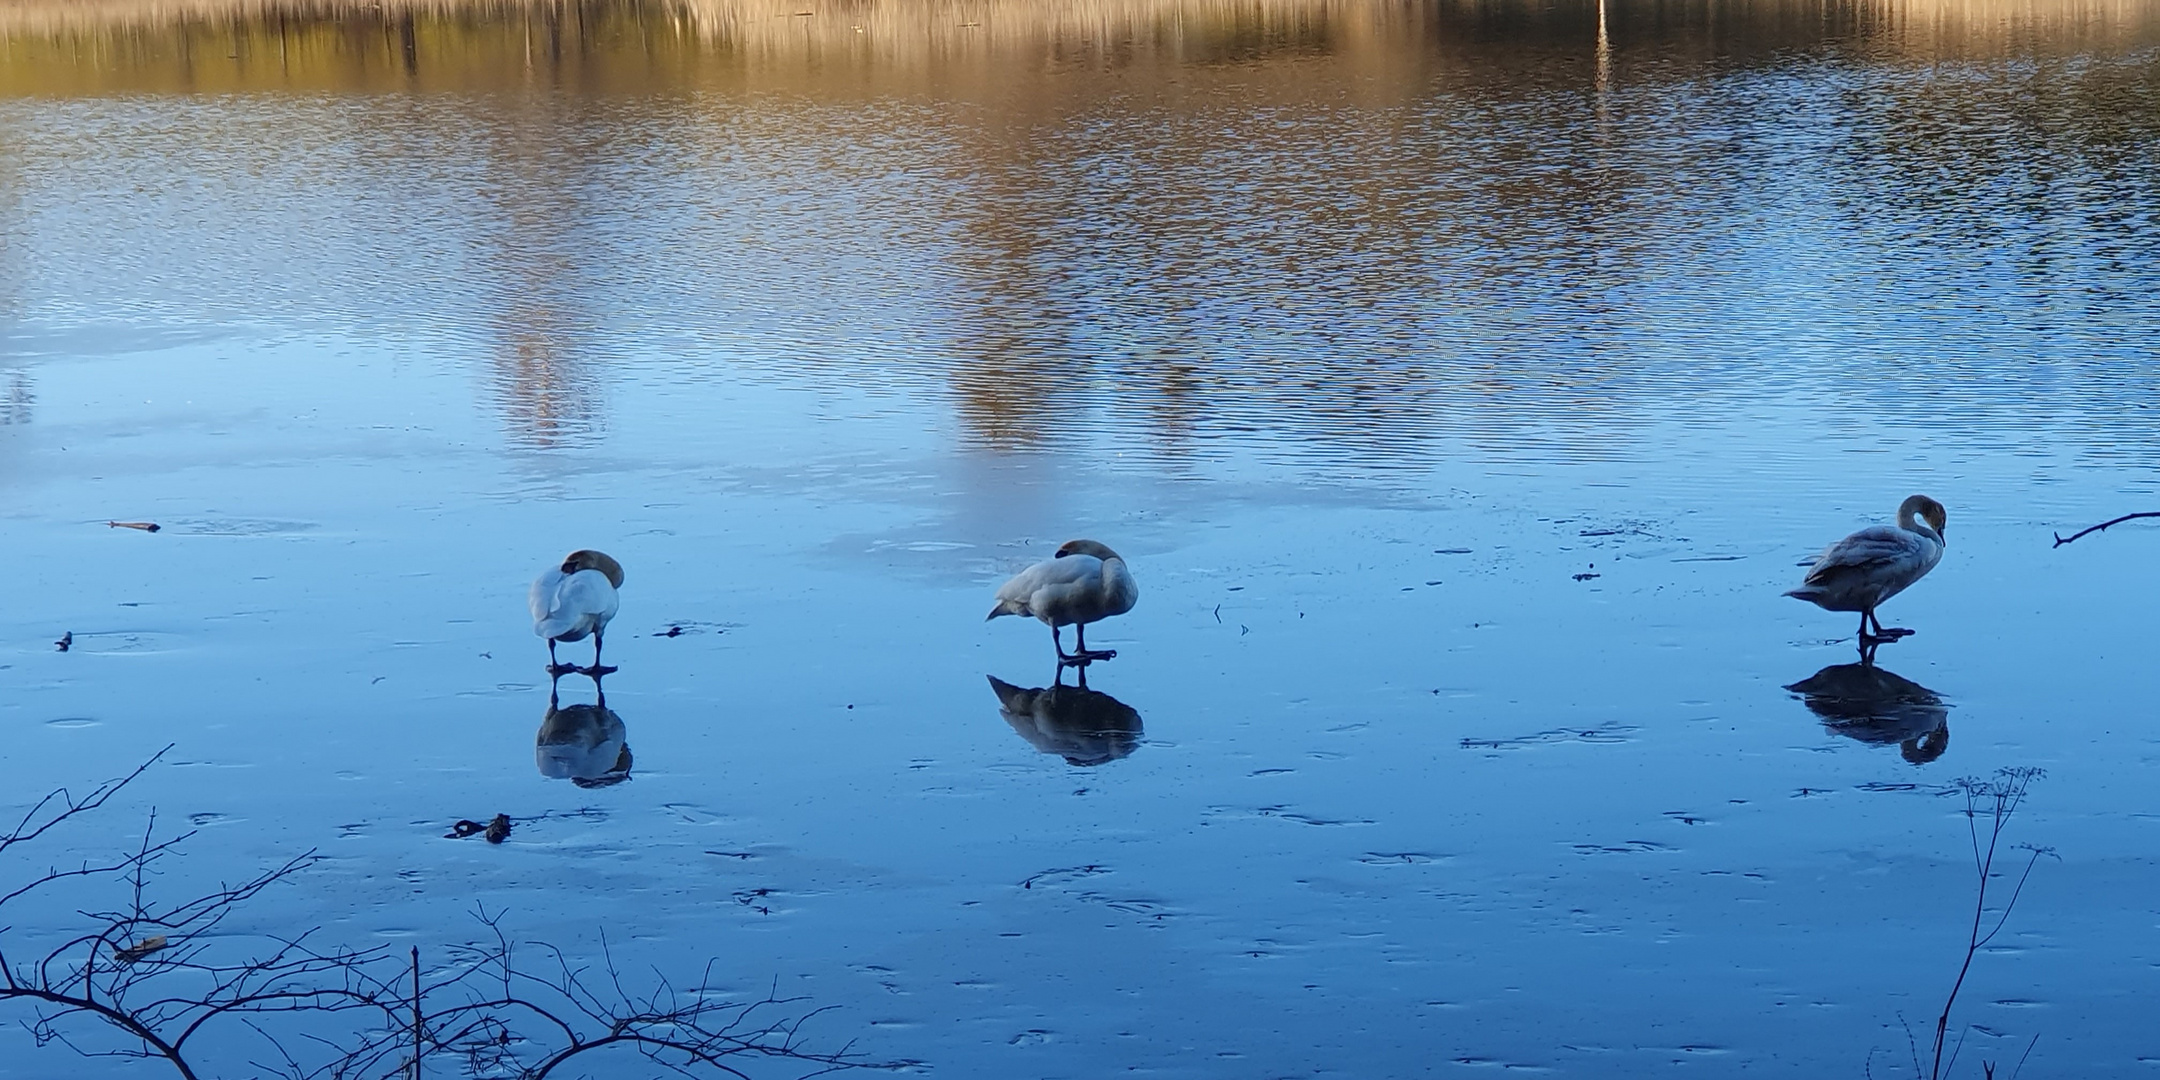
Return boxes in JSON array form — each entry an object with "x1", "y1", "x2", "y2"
[{"x1": 1, "y1": 752, "x2": 887, "y2": 1080}]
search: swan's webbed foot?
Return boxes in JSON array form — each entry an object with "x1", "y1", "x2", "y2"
[
  {"x1": 1066, "y1": 625, "x2": 1115, "y2": 665},
  {"x1": 580, "y1": 664, "x2": 619, "y2": 678},
  {"x1": 1858, "y1": 611, "x2": 1912, "y2": 645},
  {"x1": 548, "y1": 662, "x2": 584, "y2": 678}
]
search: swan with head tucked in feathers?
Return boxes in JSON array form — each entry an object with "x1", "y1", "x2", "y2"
[
  {"x1": 1786, "y1": 495, "x2": 1946, "y2": 644},
  {"x1": 988, "y1": 539, "x2": 1138, "y2": 664},
  {"x1": 531, "y1": 549, "x2": 623, "y2": 676}
]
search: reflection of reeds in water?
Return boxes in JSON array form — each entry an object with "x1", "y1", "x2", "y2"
[
  {"x1": 495, "y1": 330, "x2": 599, "y2": 449},
  {"x1": 484, "y1": 232, "x2": 603, "y2": 453},
  {"x1": 474, "y1": 96, "x2": 609, "y2": 451}
]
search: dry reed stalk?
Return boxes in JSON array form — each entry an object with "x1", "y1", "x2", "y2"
[{"x1": 1, "y1": 0, "x2": 2150, "y2": 49}]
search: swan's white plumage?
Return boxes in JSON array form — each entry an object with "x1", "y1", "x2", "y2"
[
  {"x1": 1785, "y1": 495, "x2": 1946, "y2": 619},
  {"x1": 988, "y1": 544, "x2": 1138, "y2": 629},
  {"x1": 1791, "y1": 527, "x2": 1941, "y2": 608},
  {"x1": 531, "y1": 567, "x2": 619, "y2": 643}
]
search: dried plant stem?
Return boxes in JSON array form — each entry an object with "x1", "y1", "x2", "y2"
[
  {"x1": 1929, "y1": 768, "x2": 2051, "y2": 1080},
  {"x1": 412, "y1": 946, "x2": 423, "y2": 1080}
]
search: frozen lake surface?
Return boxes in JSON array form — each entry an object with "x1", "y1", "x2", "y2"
[{"x1": 3, "y1": 1, "x2": 2160, "y2": 1075}]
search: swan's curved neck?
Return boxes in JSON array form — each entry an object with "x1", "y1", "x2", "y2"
[{"x1": 1898, "y1": 509, "x2": 1943, "y2": 546}]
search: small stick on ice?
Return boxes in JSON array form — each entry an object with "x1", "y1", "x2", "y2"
[{"x1": 2053, "y1": 511, "x2": 2160, "y2": 547}]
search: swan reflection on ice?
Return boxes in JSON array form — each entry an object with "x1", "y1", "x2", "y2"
[
  {"x1": 537, "y1": 677, "x2": 633, "y2": 787},
  {"x1": 1784, "y1": 662, "x2": 1950, "y2": 765},
  {"x1": 987, "y1": 667, "x2": 1143, "y2": 767}
]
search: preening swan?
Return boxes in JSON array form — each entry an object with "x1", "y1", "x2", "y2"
[
  {"x1": 1786, "y1": 495, "x2": 1946, "y2": 643},
  {"x1": 531, "y1": 549, "x2": 624, "y2": 676},
  {"x1": 987, "y1": 539, "x2": 1138, "y2": 664}
]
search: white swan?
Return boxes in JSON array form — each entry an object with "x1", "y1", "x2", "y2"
[
  {"x1": 1786, "y1": 495, "x2": 1946, "y2": 642},
  {"x1": 987, "y1": 539, "x2": 1138, "y2": 664},
  {"x1": 531, "y1": 549, "x2": 623, "y2": 676}
]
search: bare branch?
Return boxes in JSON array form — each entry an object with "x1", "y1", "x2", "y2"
[
  {"x1": 2052, "y1": 511, "x2": 2160, "y2": 547},
  {"x1": 2, "y1": 750, "x2": 881, "y2": 1080},
  {"x1": 0, "y1": 747, "x2": 172, "y2": 857}
]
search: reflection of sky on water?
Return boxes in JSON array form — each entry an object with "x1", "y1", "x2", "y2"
[{"x1": 3, "y1": 2, "x2": 2160, "y2": 1076}]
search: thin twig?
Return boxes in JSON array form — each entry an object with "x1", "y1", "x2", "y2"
[
  {"x1": 2007, "y1": 1032, "x2": 2040, "y2": 1079},
  {"x1": 2052, "y1": 511, "x2": 2160, "y2": 547}
]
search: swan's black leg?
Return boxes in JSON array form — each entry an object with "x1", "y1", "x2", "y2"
[
  {"x1": 583, "y1": 628, "x2": 619, "y2": 677},
  {"x1": 548, "y1": 638, "x2": 579, "y2": 679},
  {"x1": 1870, "y1": 610, "x2": 1914, "y2": 641},
  {"x1": 1072, "y1": 623, "x2": 1117, "y2": 663}
]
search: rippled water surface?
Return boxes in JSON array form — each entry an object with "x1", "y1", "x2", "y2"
[{"x1": 4, "y1": 0, "x2": 2160, "y2": 1075}]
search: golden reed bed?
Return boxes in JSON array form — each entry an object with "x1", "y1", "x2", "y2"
[
  {"x1": 0, "y1": 0, "x2": 2152, "y2": 95},
  {"x1": 6, "y1": 0, "x2": 2151, "y2": 42}
]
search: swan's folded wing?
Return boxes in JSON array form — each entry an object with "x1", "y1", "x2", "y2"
[
  {"x1": 1025, "y1": 555, "x2": 1107, "y2": 613},
  {"x1": 530, "y1": 568, "x2": 568, "y2": 633},
  {"x1": 994, "y1": 555, "x2": 1102, "y2": 611},
  {"x1": 1802, "y1": 527, "x2": 1922, "y2": 586},
  {"x1": 533, "y1": 568, "x2": 619, "y2": 639}
]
